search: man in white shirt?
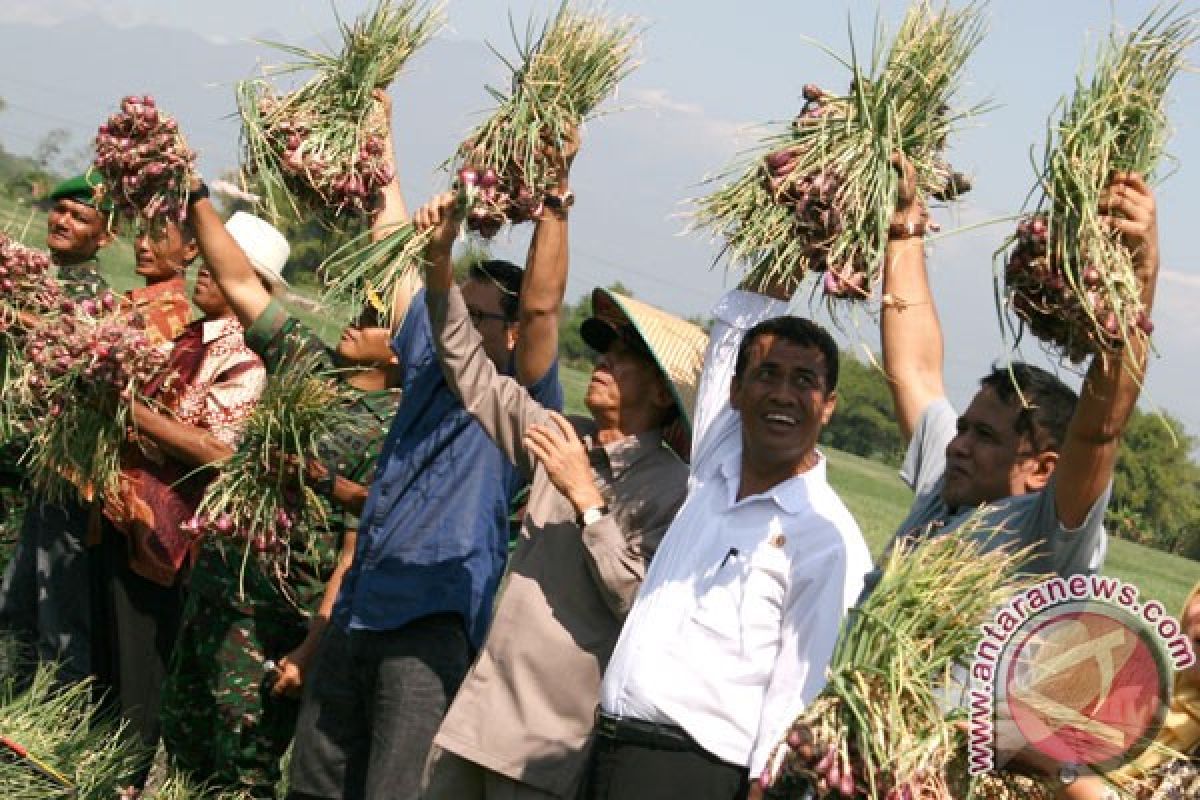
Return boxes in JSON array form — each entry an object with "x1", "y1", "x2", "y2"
[{"x1": 584, "y1": 282, "x2": 873, "y2": 800}]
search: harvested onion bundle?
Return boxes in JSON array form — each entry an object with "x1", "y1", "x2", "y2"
[
  {"x1": 764, "y1": 527, "x2": 1042, "y2": 800},
  {"x1": 321, "y1": 2, "x2": 639, "y2": 313},
  {"x1": 193, "y1": 350, "x2": 367, "y2": 591},
  {"x1": 0, "y1": 662, "x2": 145, "y2": 799},
  {"x1": 0, "y1": 235, "x2": 60, "y2": 325},
  {"x1": 0, "y1": 235, "x2": 60, "y2": 449},
  {"x1": 15, "y1": 295, "x2": 172, "y2": 505},
  {"x1": 999, "y1": 8, "x2": 1194, "y2": 364},
  {"x1": 695, "y1": 1, "x2": 984, "y2": 301},
  {"x1": 92, "y1": 95, "x2": 197, "y2": 227},
  {"x1": 237, "y1": 0, "x2": 443, "y2": 223},
  {"x1": 452, "y1": 4, "x2": 638, "y2": 235}
]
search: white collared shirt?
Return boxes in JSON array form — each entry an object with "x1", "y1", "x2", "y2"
[{"x1": 599, "y1": 290, "x2": 873, "y2": 778}]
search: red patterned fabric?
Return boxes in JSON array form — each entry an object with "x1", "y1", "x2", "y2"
[
  {"x1": 105, "y1": 316, "x2": 265, "y2": 585},
  {"x1": 125, "y1": 277, "x2": 192, "y2": 347}
]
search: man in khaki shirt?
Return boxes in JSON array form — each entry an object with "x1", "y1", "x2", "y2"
[{"x1": 414, "y1": 190, "x2": 708, "y2": 799}]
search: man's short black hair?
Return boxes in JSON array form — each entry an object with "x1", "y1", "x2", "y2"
[
  {"x1": 734, "y1": 316, "x2": 839, "y2": 392},
  {"x1": 467, "y1": 259, "x2": 524, "y2": 322},
  {"x1": 980, "y1": 362, "x2": 1078, "y2": 453}
]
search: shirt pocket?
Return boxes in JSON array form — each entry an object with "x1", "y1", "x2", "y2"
[{"x1": 686, "y1": 544, "x2": 790, "y2": 658}]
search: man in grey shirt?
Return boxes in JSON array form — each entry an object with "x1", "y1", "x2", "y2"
[{"x1": 874, "y1": 164, "x2": 1162, "y2": 581}]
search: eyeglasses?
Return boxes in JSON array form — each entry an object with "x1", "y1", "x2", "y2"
[{"x1": 467, "y1": 307, "x2": 509, "y2": 326}]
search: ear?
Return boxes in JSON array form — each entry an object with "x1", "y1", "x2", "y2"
[
  {"x1": 729, "y1": 374, "x2": 743, "y2": 412},
  {"x1": 182, "y1": 237, "x2": 201, "y2": 266},
  {"x1": 506, "y1": 321, "x2": 519, "y2": 351},
  {"x1": 819, "y1": 389, "x2": 838, "y2": 426},
  {"x1": 1022, "y1": 449, "x2": 1058, "y2": 493}
]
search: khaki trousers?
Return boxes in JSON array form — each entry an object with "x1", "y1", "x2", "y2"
[{"x1": 421, "y1": 744, "x2": 563, "y2": 800}]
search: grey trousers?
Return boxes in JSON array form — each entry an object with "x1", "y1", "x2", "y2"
[
  {"x1": 287, "y1": 614, "x2": 471, "y2": 800},
  {"x1": 421, "y1": 745, "x2": 562, "y2": 800},
  {"x1": 0, "y1": 497, "x2": 92, "y2": 685}
]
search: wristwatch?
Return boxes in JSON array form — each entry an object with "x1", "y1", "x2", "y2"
[
  {"x1": 887, "y1": 217, "x2": 926, "y2": 240},
  {"x1": 188, "y1": 181, "x2": 210, "y2": 206},
  {"x1": 578, "y1": 504, "x2": 608, "y2": 527},
  {"x1": 543, "y1": 189, "x2": 575, "y2": 216}
]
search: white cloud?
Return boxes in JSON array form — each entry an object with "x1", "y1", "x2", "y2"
[
  {"x1": 619, "y1": 86, "x2": 766, "y2": 151},
  {"x1": 1161, "y1": 269, "x2": 1200, "y2": 290}
]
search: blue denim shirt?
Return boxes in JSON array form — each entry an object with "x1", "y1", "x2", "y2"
[{"x1": 333, "y1": 290, "x2": 563, "y2": 650}]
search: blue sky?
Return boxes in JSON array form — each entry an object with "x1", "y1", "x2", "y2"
[{"x1": 1, "y1": 0, "x2": 1197, "y2": 435}]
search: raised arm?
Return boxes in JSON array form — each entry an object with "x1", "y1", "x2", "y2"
[
  {"x1": 689, "y1": 276, "x2": 791, "y2": 469},
  {"x1": 1054, "y1": 173, "x2": 1160, "y2": 529},
  {"x1": 880, "y1": 156, "x2": 946, "y2": 442},
  {"x1": 416, "y1": 193, "x2": 549, "y2": 474},
  {"x1": 189, "y1": 194, "x2": 272, "y2": 330},
  {"x1": 515, "y1": 129, "x2": 577, "y2": 386},
  {"x1": 367, "y1": 88, "x2": 422, "y2": 324},
  {"x1": 369, "y1": 89, "x2": 409, "y2": 243}
]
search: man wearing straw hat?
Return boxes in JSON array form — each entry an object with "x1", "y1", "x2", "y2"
[
  {"x1": 412, "y1": 191, "x2": 706, "y2": 800},
  {"x1": 585, "y1": 276, "x2": 872, "y2": 799}
]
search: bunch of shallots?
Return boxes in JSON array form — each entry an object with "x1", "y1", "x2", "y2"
[
  {"x1": 180, "y1": 504, "x2": 298, "y2": 560},
  {"x1": 1003, "y1": 213, "x2": 1153, "y2": 364},
  {"x1": 0, "y1": 235, "x2": 60, "y2": 325},
  {"x1": 695, "y1": 1, "x2": 984, "y2": 305},
  {"x1": 241, "y1": 88, "x2": 395, "y2": 217},
  {"x1": 16, "y1": 296, "x2": 172, "y2": 503},
  {"x1": 237, "y1": 0, "x2": 443, "y2": 224},
  {"x1": 451, "y1": 3, "x2": 638, "y2": 238},
  {"x1": 320, "y1": 2, "x2": 638, "y2": 312},
  {"x1": 997, "y1": 8, "x2": 1193, "y2": 363},
  {"x1": 195, "y1": 349, "x2": 366, "y2": 590},
  {"x1": 762, "y1": 526, "x2": 1043, "y2": 800},
  {"x1": 92, "y1": 95, "x2": 197, "y2": 227}
]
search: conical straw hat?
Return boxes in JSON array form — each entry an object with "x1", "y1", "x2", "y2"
[{"x1": 583, "y1": 288, "x2": 708, "y2": 456}]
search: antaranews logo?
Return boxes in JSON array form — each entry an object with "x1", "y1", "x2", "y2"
[{"x1": 967, "y1": 574, "x2": 1196, "y2": 778}]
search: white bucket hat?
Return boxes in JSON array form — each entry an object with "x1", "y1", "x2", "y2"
[{"x1": 224, "y1": 211, "x2": 290, "y2": 294}]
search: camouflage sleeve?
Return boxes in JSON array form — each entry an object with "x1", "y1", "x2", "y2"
[
  {"x1": 56, "y1": 262, "x2": 109, "y2": 302},
  {"x1": 244, "y1": 298, "x2": 333, "y2": 375},
  {"x1": 319, "y1": 390, "x2": 398, "y2": 531}
]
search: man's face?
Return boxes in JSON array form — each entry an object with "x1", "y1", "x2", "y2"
[
  {"x1": 46, "y1": 198, "x2": 111, "y2": 262},
  {"x1": 336, "y1": 323, "x2": 396, "y2": 367},
  {"x1": 584, "y1": 337, "x2": 670, "y2": 421},
  {"x1": 134, "y1": 221, "x2": 196, "y2": 282},
  {"x1": 942, "y1": 386, "x2": 1051, "y2": 509},
  {"x1": 191, "y1": 266, "x2": 232, "y2": 318},
  {"x1": 460, "y1": 277, "x2": 516, "y2": 368},
  {"x1": 730, "y1": 334, "x2": 837, "y2": 469}
]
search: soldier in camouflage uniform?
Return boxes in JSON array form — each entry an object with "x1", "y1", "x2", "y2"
[
  {"x1": 0, "y1": 174, "x2": 114, "y2": 686},
  {"x1": 161, "y1": 107, "x2": 412, "y2": 795}
]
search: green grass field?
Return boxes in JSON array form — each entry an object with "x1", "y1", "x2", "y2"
[{"x1": 561, "y1": 362, "x2": 1198, "y2": 614}]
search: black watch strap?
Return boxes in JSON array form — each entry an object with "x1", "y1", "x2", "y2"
[
  {"x1": 543, "y1": 189, "x2": 575, "y2": 213},
  {"x1": 188, "y1": 181, "x2": 210, "y2": 205}
]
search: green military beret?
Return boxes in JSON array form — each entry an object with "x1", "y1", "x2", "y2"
[{"x1": 48, "y1": 173, "x2": 112, "y2": 211}]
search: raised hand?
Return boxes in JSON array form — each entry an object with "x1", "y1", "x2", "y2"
[{"x1": 523, "y1": 411, "x2": 603, "y2": 515}]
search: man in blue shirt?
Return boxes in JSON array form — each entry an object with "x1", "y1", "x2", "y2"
[{"x1": 287, "y1": 139, "x2": 574, "y2": 800}]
